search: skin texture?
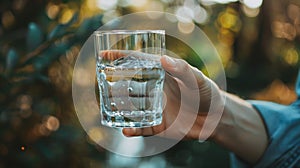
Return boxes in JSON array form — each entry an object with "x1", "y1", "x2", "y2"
[{"x1": 101, "y1": 51, "x2": 268, "y2": 165}]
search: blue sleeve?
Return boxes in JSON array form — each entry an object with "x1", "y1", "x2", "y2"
[{"x1": 231, "y1": 69, "x2": 300, "y2": 167}]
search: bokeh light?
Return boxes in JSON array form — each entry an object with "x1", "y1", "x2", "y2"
[
  {"x1": 59, "y1": 8, "x2": 75, "y2": 24},
  {"x1": 193, "y1": 6, "x2": 208, "y2": 24},
  {"x1": 175, "y1": 6, "x2": 194, "y2": 23},
  {"x1": 242, "y1": 5, "x2": 260, "y2": 17},
  {"x1": 18, "y1": 95, "x2": 32, "y2": 118},
  {"x1": 242, "y1": 0, "x2": 263, "y2": 9},
  {"x1": 44, "y1": 116, "x2": 60, "y2": 132},
  {"x1": 1, "y1": 0, "x2": 300, "y2": 167},
  {"x1": 287, "y1": 4, "x2": 300, "y2": 22},
  {"x1": 47, "y1": 3, "x2": 60, "y2": 19},
  {"x1": 178, "y1": 21, "x2": 195, "y2": 34},
  {"x1": 252, "y1": 79, "x2": 297, "y2": 105},
  {"x1": 200, "y1": 0, "x2": 237, "y2": 5},
  {"x1": 18, "y1": 95, "x2": 32, "y2": 111},
  {"x1": 20, "y1": 146, "x2": 26, "y2": 151},
  {"x1": 145, "y1": 1, "x2": 164, "y2": 19},
  {"x1": 96, "y1": 0, "x2": 118, "y2": 10},
  {"x1": 131, "y1": 0, "x2": 148, "y2": 7},
  {"x1": 218, "y1": 8, "x2": 240, "y2": 30},
  {"x1": 1, "y1": 11, "x2": 15, "y2": 29},
  {"x1": 283, "y1": 48, "x2": 299, "y2": 65},
  {"x1": 271, "y1": 21, "x2": 297, "y2": 41}
]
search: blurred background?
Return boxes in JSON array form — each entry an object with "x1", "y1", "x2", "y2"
[{"x1": 0, "y1": 0, "x2": 299, "y2": 167}]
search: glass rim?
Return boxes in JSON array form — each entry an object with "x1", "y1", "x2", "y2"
[{"x1": 94, "y1": 30, "x2": 165, "y2": 35}]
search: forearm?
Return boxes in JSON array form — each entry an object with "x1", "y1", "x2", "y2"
[{"x1": 212, "y1": 91, "x2": 268, "y2": 164}]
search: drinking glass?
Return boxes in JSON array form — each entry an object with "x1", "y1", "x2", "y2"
[{"x1": 94, "y1": 30, "x2": 165, "y2": 127}]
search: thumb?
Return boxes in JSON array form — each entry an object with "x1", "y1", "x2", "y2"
[{"x1": 161, "y1": 55, "x2": 208, "y2": 89}]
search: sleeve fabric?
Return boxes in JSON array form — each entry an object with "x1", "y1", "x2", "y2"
[{"x1": 231, "y1": 70, "x2": 300, "y2": 168}]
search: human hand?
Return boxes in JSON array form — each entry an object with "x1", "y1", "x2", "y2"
[
  {"x1": 101, "y1": 50, "x2": 225, "y2": 140},
  {"x1": 123, "y1": 54, "x2": 224, "y2": 140}
]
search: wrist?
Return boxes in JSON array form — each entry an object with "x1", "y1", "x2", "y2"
[
  {"x1": 197, "y1": 87, "x2": 226, "y2": 141},
  {"x1": 210, "y1": 91, "x2": 232, "y2": 142},
  {"x1": 210, "y1": 91, "x2": 268, "y2": 164}
]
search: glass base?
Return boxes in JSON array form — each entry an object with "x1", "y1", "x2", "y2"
[{"x1": 100, "y1": 110, "x2": 162, "y2": 128}]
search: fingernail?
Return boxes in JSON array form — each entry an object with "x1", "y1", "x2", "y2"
[
  {"x1": 123, "y1": 128, "x2": 135, "y2": 137},
  {"x1": 132, "y1": 128, "x2": 137, "y2": 135},
  {"x1": 164, "y1": 56, "x2": 176, "y2": 67}
]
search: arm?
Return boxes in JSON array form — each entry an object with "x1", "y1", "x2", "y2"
[
  {"x1": 115, "y1": 53, "x2": 269, "y2": 164},
  {"x1": 212, "y1": 91, "x2": 268, "y2": 164}
]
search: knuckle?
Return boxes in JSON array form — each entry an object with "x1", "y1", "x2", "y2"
[{"x1": 178, "y1": 59, "x2": 190, "y2": 73}]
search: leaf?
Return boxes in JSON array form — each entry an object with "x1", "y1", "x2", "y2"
[
  {"x1": 26, "y1": 22, "x2": 43, "y2": 51},
  {"x1": 47, "y1": 24, "x2": 66, "y2": 40},
  {"x1": 47, "y1": 13, "x2": 79, "y2": 40},
  {"x1": 90, "y1": 14, "x2": 104, "y2": 30},
  {"x1": 33, "y1": 54, "x2": 50, "y2": 71},
  {"x1": 76, "y1": 14, "x2": 103, "y2": 37},
  {"x1": 66, "y1": 12, "x2": 79, "y2": 27},
  {"x1": 5, "y1": 48, "x2": 19, "y2": 75},
  {"x1": 32, "y1": 42, "x2": 70, "y2": 71}
]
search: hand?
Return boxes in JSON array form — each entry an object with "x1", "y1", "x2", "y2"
[
  {"x1": 101, "y1": 51, "x2": 225, "y2": 140},
  {"x1": 102, "y1": 51, "x2": 267, "y2": 164}
]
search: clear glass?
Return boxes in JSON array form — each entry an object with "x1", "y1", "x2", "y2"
[{"x1": 94, "y1": 30, "x2": 165, "y2": 127}]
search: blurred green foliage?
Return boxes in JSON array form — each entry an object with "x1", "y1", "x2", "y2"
[
  {"x1": 0, "y1": 0, "x2": 107, "y2": 167},
  {"x1": 0, "y1": 0, "x2": 300, "y2": 167}
]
